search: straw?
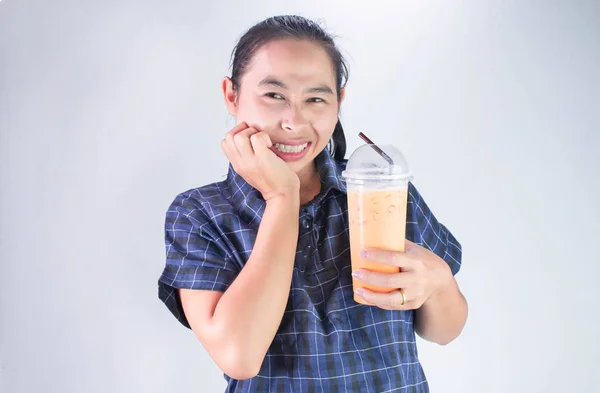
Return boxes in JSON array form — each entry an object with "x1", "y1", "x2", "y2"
[{"x1": 358, "y1": 132, "x2": 395, "y2": 166}]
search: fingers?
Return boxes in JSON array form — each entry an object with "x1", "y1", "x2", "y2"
[
  {"x1": 405, "y1": 239, "x2": 417, "y2": 248},
  {"x1": 228, "y1": 122, "x2": 249, "y2": 137},
  {"x1": 234, "y1": 127, "x2": 260, "y2": 157},
  {"x1": 354, "y1": 288, "x2": 414, "y2": 310},
  {"x1": 249, "y1": 132, "x2": 273, "y2": 155},
  {"x1": 352, "y1": 269, "x2": 410, "y2": 289},
  {"x1": 222, "y1": 122, "x2": 260, "y2": 164},
  {"x1": 222, "y1": 123, "x2": 247, "y2": 161},
  {"x1": 360, "y1": 248, "x2": 415, "y2": 268},
  {"x1": 221, "y1": 137, "x2": 237, "y2": 162},
  {"x1": 221, "y1": 124, "x2": 274, "y2": 176}
]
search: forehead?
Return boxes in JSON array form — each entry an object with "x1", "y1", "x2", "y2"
[{"x1": 244, "y1": 39, "x2": 336, "y2": 86}]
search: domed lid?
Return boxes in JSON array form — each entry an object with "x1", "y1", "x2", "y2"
[{"x1": 341, "y1": 144, "x2": 413, "y2": 182}]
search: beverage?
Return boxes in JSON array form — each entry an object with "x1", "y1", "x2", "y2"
[
  {"x1": 347, "y1": 188, "x2": 408, "y2": 303},
  {"x1": 342, "y1": 144, "x2": 413, "y2": 305}
]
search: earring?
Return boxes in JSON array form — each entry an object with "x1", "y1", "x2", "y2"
[{"x1": 327, "y1": 137, "x2": 335, "y2": 154}]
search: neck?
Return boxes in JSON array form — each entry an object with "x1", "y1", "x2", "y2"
[{"x1": 297, "y1": 162, "x2": 321, "y2": 205}]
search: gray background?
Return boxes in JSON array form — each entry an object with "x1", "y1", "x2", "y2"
[{"x1": 1, "y1": 0, "x2": 599, "y2": 392}]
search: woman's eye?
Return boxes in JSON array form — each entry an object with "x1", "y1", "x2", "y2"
[{"x1": 265, "y1": 93, "x2": 284, "y2": 100}]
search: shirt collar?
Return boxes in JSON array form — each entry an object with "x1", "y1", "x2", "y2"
[
  {"x1": 225, "y1": 148, "x2": 347, "y2": 219},
  {"x1": 314, "y1": 147, "x2": 347, "y2": 195}
]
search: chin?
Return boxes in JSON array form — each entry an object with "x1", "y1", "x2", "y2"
[{"x1": 287, "y1": 160, "x2": 310, "y2": 174}]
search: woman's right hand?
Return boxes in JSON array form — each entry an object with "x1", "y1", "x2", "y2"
[{"x1": 221, "y1": 122, "x2": 300, "y2": 202}]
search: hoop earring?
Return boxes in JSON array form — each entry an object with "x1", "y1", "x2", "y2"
[{"x1": 327, "y1": 137, "x2": 335, "y2": 155}]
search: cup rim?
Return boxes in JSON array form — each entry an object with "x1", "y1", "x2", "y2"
[{"x1": 341, "y1": 169, "x2": 414, "y2": 182}]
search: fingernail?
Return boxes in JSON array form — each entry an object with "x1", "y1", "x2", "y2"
[
  {"x1": 355, "y1": 288, "x2": 365, "y2": 297},
  {"x1": 360, "y1": 250, "x2": 368, "y2": 258},
  {"x1": 352, "y1": 270, "x2": 362, "y2": 279}
]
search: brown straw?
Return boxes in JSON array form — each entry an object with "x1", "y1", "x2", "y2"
[{"x1": 358, "y1": 132, "x2": 394, "y2": 166}]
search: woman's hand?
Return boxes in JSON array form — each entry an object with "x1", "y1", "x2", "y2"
[
  {"x1": 221, "y1": 122, "x2": 300, "y2": 201},
  {"x1": 352, "y1": 239, "x2": 454, "y2": 310}
]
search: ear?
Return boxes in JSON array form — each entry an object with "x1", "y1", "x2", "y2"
[
  {"x1": 222, "y1": 77, "x2": 238, "y2": 116},
  {"x1": 338, "y1": 88, "x2": 346, "y2": 110}
]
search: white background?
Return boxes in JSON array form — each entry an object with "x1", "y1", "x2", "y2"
[{"x1": 1, "y1": 1, "x2": 599, "y2": 392}]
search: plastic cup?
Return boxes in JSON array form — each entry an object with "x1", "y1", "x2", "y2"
[{"x1": 341, "y1": 144, "x2": 413, "y2": 304}]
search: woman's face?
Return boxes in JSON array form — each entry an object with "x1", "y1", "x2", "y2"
[{"x1": 223, "y1": 39, "x2": 344, "y2": 175}]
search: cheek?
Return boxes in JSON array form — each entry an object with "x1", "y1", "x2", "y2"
[
  {"x1": 236, "y1": 96, "x2": 282, "y2": 129},
  {"x1": 311, "y1": 109, "x2": 339, "y2": 139}
]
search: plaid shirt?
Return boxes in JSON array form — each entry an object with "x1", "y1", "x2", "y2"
[{"x1": 158, "y1": 148, "x2": 462, "y2": 393}]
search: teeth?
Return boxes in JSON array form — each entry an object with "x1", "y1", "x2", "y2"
[{"x1": 274, "y1": 142, "x2": 308, "y2": 153}]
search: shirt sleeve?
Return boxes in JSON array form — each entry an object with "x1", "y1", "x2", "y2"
[
  {"x1": 407, "y1": 182, "x2": 463, "y2": 275},
  {"x1": 158, "y1": 191, "x2": 240, "y2": 329}
]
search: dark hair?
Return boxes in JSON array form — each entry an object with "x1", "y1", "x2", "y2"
[{"x1": 229, "y1": 15, "x2": 349, "y2": 161}]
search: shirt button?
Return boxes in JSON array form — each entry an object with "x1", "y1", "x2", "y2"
[
  {"x1": 305, "y1": 245, "x2": 314, "y2": 258},
  {"x1": 301, "y1": 217, "x2": 313, "y2": 229}
]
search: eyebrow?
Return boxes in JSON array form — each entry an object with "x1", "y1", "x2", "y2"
[{"x1": 258, "y1": 77, "x2": 335, "y2": 95}]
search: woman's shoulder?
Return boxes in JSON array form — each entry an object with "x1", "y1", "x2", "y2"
[{"x1": 166, "y1": 178, "x2": 233, "y2": 224}]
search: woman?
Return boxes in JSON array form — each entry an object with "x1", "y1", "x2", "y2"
[{"x1": 158, "y1": 14, "x2": 467, "y2": 393}]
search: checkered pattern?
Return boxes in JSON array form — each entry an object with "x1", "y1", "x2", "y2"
[{"x1": 158, "y1": 149, "x2": 462, "y2": 393}]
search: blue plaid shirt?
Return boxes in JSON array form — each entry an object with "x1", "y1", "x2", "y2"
[{"x1": 158, "y1": 148, "x2": 462, "y2": 393}]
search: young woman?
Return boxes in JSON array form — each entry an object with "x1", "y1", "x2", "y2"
[{"x1": 158, "y1": 15, "x2": 467, "y2": 393}]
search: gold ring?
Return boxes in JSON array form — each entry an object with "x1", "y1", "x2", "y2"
[{"x1": 400, "y1": 289, "x2": 406, "y2": 306}]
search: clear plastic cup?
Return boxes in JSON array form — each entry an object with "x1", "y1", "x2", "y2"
[{"x1": 341, "y1": 144, "x2": 414, "y2": 304}]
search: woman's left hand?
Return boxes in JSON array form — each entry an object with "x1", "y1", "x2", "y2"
[{"x1": 352, "y1": 239, "x2": 453, "y2": 310}]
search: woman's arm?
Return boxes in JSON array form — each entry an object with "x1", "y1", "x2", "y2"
[
  {"x1": 180, "y1": 193, "x2": 299, "y2": 380},
  {"x1": 414, "y1": 276, "x2": 468, "y2": 345}
]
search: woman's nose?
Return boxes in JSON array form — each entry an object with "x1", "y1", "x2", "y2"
[{"x1": 281, "y1": 105, "x2": 308, "y2": 132}]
